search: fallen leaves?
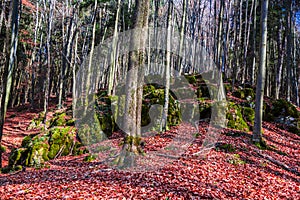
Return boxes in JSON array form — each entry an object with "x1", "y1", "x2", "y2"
[{"x1": 0, "y1": 103, "x2": 300, "y2": 199}]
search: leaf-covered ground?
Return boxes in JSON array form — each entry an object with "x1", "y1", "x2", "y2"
[{"x1": 0, "y1": 102, "x2": 300, "y2": 199}]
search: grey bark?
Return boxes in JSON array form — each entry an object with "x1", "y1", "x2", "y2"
[{"x1": 253, "y1": 0, "x2": 269, "y2": 142}]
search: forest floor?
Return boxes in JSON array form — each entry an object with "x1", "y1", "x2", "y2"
[{"x1": 0, "y1": 98, "x2": 299, "y2": 199}]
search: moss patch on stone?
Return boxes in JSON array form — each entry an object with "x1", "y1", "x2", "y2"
[
  {"x1": 242, "y1": 107, "x2": 255, "y2": 125},
  {"x1": 27, "y1": 112, "x2": 45, "y2": 130},
  {"x1": 264, "y1": 99, "x2": 300, "y2": 134},
  {"x1": 8, "y1": 126, "x2": 78, "y2": 168},
  {"x1": 233, "y1": 88, "x2": 255, "y2": 100},
  {"x1": 142, "y1": 84, "x2": 181, "y2": 131},
  {"x1": 226, "y1": 102, "x2": 249, "y2": 131}
]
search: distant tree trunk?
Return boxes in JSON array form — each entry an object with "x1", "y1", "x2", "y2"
[
  {"x1": 216, "y1": 0, "x2": 224, "y2": 71},
  {"x1": 0, "y1": 0, "x2": 20, "y2": 168},
  {"x1": 160, "y1": 0, "x2": 172, "y2": 132},
  {"x1": 236, "y1": 0, "x2": 243, "y2": 83},
  {"x1": 253, "y1": 0, "x2": 268, "y2": 143},
  {"x1": 177, "y1": 0, "x2": 187, "y2": 75},
  {"x1": 43, "y1": 0, "x2": 55, "y2": 125},
  {"x1": 275, "y1": 18, "x2": 284, "y2": 100},
  {"x1": 0, "y1": 0, "x2": 6, "y2": 34},
  {"x1": 251, "y1": 0, "x2": 257, "y2": 85},
  {"x1": 4, "y1": 0, "x2": 20, "y2": 116},
  {"x1": 84, "y1": 0, "x2": 97, "y2": 116},
  {"x1": 108, "y1": 0, "x2": 122, "y2": 96},
  {"x1": 59, "y1": 5, "x2": 76, "y2": 108},
  {"x1": 293, "y1": 22, "x2": 300, "y2": 106},
  {"x1": 285, "y1": 0, "x2": 292, "y2": 102},
  {"x1": 72, "y1": 32, "x2": 79, "y2": 119},
  {"x1": 243, "y1": 0, "x2": 254, "y2": 83}
]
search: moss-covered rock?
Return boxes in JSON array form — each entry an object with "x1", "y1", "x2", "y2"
[
  {"x1": 271, "y1": 99, "x2": 299, "y2": 118},
  {"x1": 226, "y1": 102, "x2": 249, "y2": 131},
  {"x1": 142, "y1": 85, "x2": 181, "y2": 130},
  {"x1": 94, "y1": 94, "x2": 118, "y2": 137},
  {"x1": 197, "y1": 84, "x2": 210, "y2": 98},
  {"x1": 77, "y1": 113, "x2": 105, "y2": 145},
  {"x1": 27, "y1": 112, "x2": 45, "y2": 130},
  {"x1": 233, "y1": 88, "x2": 255, "y2": 100},
  {"x1": 48, "y1": 127, "x2": 76, "y2": 159},
  {"x1": 263, "y1": 99, "x2": 300, "y2": 134},
  {"x1": 242, "y1": 107, "x2": 255, "y2": 125},
  {"x1": 8, "y1": 148, "x2": 27, "y2": 167},
  {"x1": 199, "y1": 101, "x2": 212, "y2": 119},
  {"x1": 49, "y1": 112, "x2": 67, "y2": 127},
  {"x1": 8, "y1": 126, "x2": 77, "y2": 168},
  {"x1": 224, "y1": 83, "x2": 233, "y2": 93},
  {"x1": 184, "y1": 75, "x2": 197, "y2": 85},
  {"x1": 27, "y1": 140, "x2": 50, "y2": 166}
]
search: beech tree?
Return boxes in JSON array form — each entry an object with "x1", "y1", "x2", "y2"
[
  {"x1": 0, "y1": 0, "x2": 20, "y2": 168},
  {"x1": 253, "y1": 0, "x2": 269, "y2": 143},
  {"x1": 115, "y1": 0, "x2": 150, "y2": 167},
  {"x1": 0, "y1": 0, "x2": 299, "y2": 168}
]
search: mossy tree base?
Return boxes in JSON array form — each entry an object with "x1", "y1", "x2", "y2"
[{"x1": 112, "y1": 135, "x2": 145, "y2": 169}]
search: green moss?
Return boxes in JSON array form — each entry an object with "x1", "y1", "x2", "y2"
[
  {"x1": 50, "y1": 112, "x2": 67, "y2": 127},
  {"x1": 253, "y1": 139, "x2": 268, "y2": 150},
  {"x1": 242, "y1": 107, "x2": 255, "y2": 124},
  {"x1": 27, "y1": 140, "x2": 50, "y2": 167},
  {"x1": 226, "y1": 154, "x2": 246, "y2": 165},
  {"x1": 66, "y1": 119, "x2": 75, "y2": 126},
  {"x1": 48, "y1": 127, "x2": 75, "y2": 158},
  {"x1": 21, "y1": 136, "x2": 32, "y2": 147},
  {"x1": 224, "y1": 83, "x2": 232, "y2": 93},
  {"x1": 184, "y1": 75, "x2": 197, "y2": 85},
  {"x1": 272, "y1": 99, "x2": 300, "y2": 118},
  {"x1": 142, "y1": 85, "x2": 181, "y2": 129},
  {"x1": 84, "y1": 154, "x2": 96, "y2": 162},
  {"x1": 264, "y1": 100, "x2": 300, "y2": 134},
  {"x1": 0, "y1": 145, "x2": 6, "y2": 153},
  {"x1": 8, "y1": 112, "x2": 80, "y2": 168},
  {"x1": 48, "y1": 144, "x2": 60, "y2": 159},
  {"x1": 9, "y1": 148, "x2": 24, "y2": 167},
  {"x1": 216, "y1": 143, "x2": 236, "y2": 152},
  {"x1": 226, "y1": 102, "x2": 249, "y2": 131},
  {"x1": 233, "y1": 88, "x2": 255, "y2": 100},
  {"x1": 199, "y1": 102, "x2": 212, "y2": 119},
  {"x1": 14, "y1": 165, "x2": 23, "y2": 171}
]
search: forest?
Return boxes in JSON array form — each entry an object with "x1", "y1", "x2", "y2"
[{"x1": 0, "y1": 0, "x2": 299, "y2": 198}]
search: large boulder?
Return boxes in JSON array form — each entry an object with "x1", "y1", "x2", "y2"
[
  {"x1": 232, "y1": 87, "x2": 255, "y2": 100},
  {"x1": 141, "y1": 84, "x2": 182, "y2": 131},
  {"x1": 264, "y1": 99, "x2": 300, "y2": 134},
  {"x1": 8, "y1": 126, "x2": 81, "y2": 168}
]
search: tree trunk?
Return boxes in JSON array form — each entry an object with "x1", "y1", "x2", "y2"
[
  {"x1": 116, "y1": 0, "x2": 150, "y2": 168},
  {"x1": 160, "y1": 0, "x2": 172, "y2": 132},
  {"x1": 0, "y1": 0, "x2": 20, "y2": 168},
  {"x1": 108, "y1": 0, "x2": 122, "y2": 96},
  {"x1": 253, "y1": 0, "x2": 268, "y2": 143}
]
